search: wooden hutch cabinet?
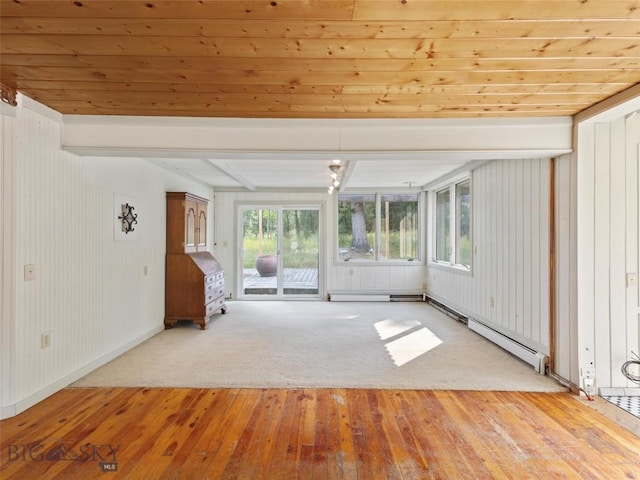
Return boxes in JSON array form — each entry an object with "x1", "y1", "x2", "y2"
[{"x1": 165, "y1": 192, "x2": 226, "y2": 330}]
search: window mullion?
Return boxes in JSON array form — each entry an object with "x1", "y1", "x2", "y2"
[
  {"x1": 449, "y1": 184, "x2": 456, "y2": 265},
  {"x1": 375, "y1": 193, "x2": 381, "y2": 261}
]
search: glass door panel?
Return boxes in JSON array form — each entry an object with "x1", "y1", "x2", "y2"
[
  {"x1": 242, "y1": 208, "x2": 279, "y2": 296},
  {"x1": 282, "y1": 208, "x2": 319, "y2": 295}
]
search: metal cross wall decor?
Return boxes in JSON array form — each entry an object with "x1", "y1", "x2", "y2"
[{"x1": 118, "y1": 203, "x2": 138, "y2": 234}]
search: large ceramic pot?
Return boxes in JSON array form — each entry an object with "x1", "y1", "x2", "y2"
[{"x1": 255, "y1": 254, "x2": 278, "y2": 277}]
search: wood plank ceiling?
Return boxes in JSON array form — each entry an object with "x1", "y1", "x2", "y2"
[{"x1": 1, "y1": 0, "x2": 639, "y2": 119}]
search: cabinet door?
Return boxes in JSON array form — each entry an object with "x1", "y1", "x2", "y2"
[
  {"x1": 197, "y1": 204, "x2": 207, "y2": 251},
  {"x1": 184, "y1": 199, "x2": 198, "y2": 252}
]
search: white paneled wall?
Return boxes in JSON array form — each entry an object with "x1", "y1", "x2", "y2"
[
  {"x1": 554, "y1": 153, "x2": 579, "y2": 384},
  {"x1": 1, "y1": 109, "x2": 17, "y2": 415},
  {"x1": 2, "y1": 99, "x2": 212, "y2": 417},
  {"x1": 213, "y1": 191, "x2": 427, "y2": 297},
  {"x1": 577, "y1": 110, "x2": 640, "y2": 389},
  {"x1": 426, "y1": 158, "x2": 552, "y2": 354}
]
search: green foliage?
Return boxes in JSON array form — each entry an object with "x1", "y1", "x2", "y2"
[
  {"x1": 242, "y1": 208, "x2": 320, "y2": 268},
  {"x1": 456, "y1": 236, "x2": 471, "y2": 267}
]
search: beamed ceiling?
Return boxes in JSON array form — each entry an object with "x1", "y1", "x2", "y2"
[{"x1": 1, "y1": 0, "x2": 639, "y2": 119}]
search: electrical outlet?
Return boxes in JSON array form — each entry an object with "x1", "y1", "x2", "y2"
[
  {"x1": 24, "y1": 264, "x2": 36, "y2": 281},
  {"x1": 41, "y1": 331, "x2": 51, "y2": 349},
  {"x1": 143, "y1": 265, "x2": 148, "y2": 276},
  {"x1": 583, "y1": 377, "x2": 595, "y2": 396},
  {"x1": 581, "y1": 367, "x2": 595, "y2": 378}
]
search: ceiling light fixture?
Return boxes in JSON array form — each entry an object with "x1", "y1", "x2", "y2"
[{"x1": 328, "y1": 162, "x2": 342, "y2": 194}]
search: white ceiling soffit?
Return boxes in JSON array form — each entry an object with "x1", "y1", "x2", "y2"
[{"x1": 61, "y1": 116, "x2": 573, "y2": 190}]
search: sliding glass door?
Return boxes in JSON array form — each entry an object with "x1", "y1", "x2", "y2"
[{"x1": 239, "y1": 205, "x2": 320, "y2": 299}]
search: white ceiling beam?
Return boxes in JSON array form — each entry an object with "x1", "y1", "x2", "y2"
[
  {"x1": 61, "y1": 116, "x2": 573, "y2": 158},
  {"x1": 207, "y1": 159, "x2": 256, "y2": 191}
]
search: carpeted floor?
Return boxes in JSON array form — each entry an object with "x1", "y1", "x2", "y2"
[{"x1": 72, "y1": 301, "x2": 567, "y2": 392}]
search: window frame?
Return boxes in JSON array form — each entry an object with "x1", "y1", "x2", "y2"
[
  {"x1": 335, "y1": 191, "x2": 424, "y2": 265},
  {"x1": 428, "y1": 174, "x2": 472, "y2": 273}
]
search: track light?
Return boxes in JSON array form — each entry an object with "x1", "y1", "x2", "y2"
[{"x1": 328, "y1": 163, "x2": 342, "y2": 194}]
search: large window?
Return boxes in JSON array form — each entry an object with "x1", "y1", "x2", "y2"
[
  {"x1": 432, "y1": 177, "x2": 471, "y2": 269},
  {"x1": 338, "y1": 193, "x2": 420, "y2": 262}
]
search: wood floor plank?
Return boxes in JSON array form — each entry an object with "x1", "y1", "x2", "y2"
[
  {"x1": 375, "y1": 390, "x2": 426, "y2": 480},
  {"x1": 425, "y1": 390, "x2": 507, "y2": 478},
  {"x1": 296, "y1": 389, "x2": 317, "y2": 479},
  {"x1": 523, "y1": 392, "x2": 640, "y2": 479},
  {"x1": 179, "y1": 388, "x2": 256, "y2": 479},
  {"x1": 332, "y1": 389, "x2": 358, "y2": 480},
  {"x1": 1, "y1": 388, "x2": 639, "y2": 480}
]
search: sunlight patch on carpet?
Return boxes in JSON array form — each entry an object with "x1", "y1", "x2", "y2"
[
  {"x1": 375, "y1": 318, "x2": 422, "y2": 340},
  {"x1": 384, "y1": 327, "x2": 443, "y2": 367}
]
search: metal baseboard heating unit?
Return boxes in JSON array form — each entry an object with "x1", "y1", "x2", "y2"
[
  {"x1": 328, "y1": 293, "x2": 424, "y2": 302},
  {"x1": 467, "y1": 318, "x2": 549, "y2": 374}
]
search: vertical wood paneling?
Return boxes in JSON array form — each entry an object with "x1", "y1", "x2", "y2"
[
  {"x1": 593, "y1": 122, "x2": 612, "y2": 387},
  {"x1": 609, "y1": 117, "x2": 628, "y2": 387},
  {"x1": 522, "y1": 159, "x2": 532, "y2": 340},
  {"x1": 625, "y1": 113, "x2": 639, "y2": 383},
  {"x1": 576, "y1": 108, "x2": 640, "y2": 390},
  {"x1": 576, "y1": 122, "x2": 597, "y2": 381},
  {"x1": 8, "y1": 102, "x2": 211, "y2": 410},
  {"x1": 1, "y1": 112, "x2": 17, "y2": 415},
  {"x1": 426, "y1": 158, "x2": 551, "y2": 354},
  {"x1": 568, "y1": 148, "x2": 579, "y2": 385},
  {"x1": 555, "y1": 153, "x2": 573, "y2": 380},
  {"x1": 538, "y1": 161, "x2": 551, "y2": 346}
]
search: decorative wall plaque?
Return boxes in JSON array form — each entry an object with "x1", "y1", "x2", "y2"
[{"x1": 118, "y1": 203, "x2": 138, "y2": 234}]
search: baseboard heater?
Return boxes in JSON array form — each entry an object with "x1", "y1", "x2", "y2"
[
  {"x1": 467, "y1": 318, "x2": 549, "y2": 375},
  {"x1": 328, "y1": 293, "x2": 424, "y2": 302},
  {"x1": 424, "y1": 295, "x2": 468, "y2": 324}
]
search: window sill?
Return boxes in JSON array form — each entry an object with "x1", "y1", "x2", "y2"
[
  {"x1": 427, "y1": 261, "x2": 472, "y2": 276},
  {"x1": 336, "y1": 259, "x2": 425, "y2": 267}
]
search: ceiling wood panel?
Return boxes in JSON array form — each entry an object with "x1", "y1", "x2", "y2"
[
  {"x1": 4, "y1": 18, "x2": 639, "y2": 38},
  {"x1": 1, "y1": 0, "x2": 638, "y2": 119},
  {"x1": 3, "y1": 35, "x2": 638, "y2": 58},
  {"x1": 3, "y1": 55, "x2": 637, "y2": 72}
]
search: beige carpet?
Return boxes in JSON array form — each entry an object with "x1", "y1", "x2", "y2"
[{"x1": 72, "y1": 301, "x2": 567, "y2": 392}]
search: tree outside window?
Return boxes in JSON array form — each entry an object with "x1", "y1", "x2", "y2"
[
  {"x1": 435, "y1": 188, "x2": 450, "y2": 262},
  {"x1": 432, "y1": 176, "x2": 471, "y2": 270},
  {"x1": 455, "y1": 179, "x2": 471, "y2": 267},
  {"x1": 338, "y1": 193, "x2": 420, "y2": 262}
]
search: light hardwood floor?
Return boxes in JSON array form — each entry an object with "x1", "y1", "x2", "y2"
[{"x1": 1, "y1": 388, "x2": 639, "y2": 479}]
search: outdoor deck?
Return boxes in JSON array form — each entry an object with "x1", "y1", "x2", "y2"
[{"x1": 243, "y1": 268, "x2": 319, "y2": 295}]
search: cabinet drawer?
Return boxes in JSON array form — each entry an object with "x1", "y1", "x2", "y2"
[
  {"x1": 205, "y1": 272, "x2": 224, "y2": 285},
  {"x1": 205, "y1": 287, "x2": 224, "y2": 305},
  {"x1": 206, "y1": 280, "x2": 224, "y2": 295},
  {"x1": 205, "y1": 296, "x2": 225, "y2": 316}
]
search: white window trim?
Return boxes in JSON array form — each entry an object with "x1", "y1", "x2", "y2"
[{"x1": 427, "y1": 173, "x2": 472, "y2": 273}]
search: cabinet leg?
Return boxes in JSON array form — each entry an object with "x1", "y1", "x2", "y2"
[{"x1": 221, "y1": 307, "x2": 227, "y2": 314}]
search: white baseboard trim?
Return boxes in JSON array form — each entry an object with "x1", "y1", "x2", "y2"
[
  {"x1": 468, "y1": 318, "x2": 549, "y2": 374},
  {"x1": 1, "y1": 324, "x2": 164, "y2": 419}
]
